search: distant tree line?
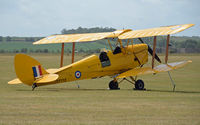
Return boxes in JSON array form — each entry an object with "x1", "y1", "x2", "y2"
[
  {"x1": 0, "y1": 36, "x2": 43, "y2": 42},
  {"x1": 0, "y1": 48, "x2": 48, "y2": 53},
  {"x1": 61, "y1": 27, "x2": 116, "y2": 34},
  {"x1": 0, "y1": 48, "x2": 101, "y2": 54}
]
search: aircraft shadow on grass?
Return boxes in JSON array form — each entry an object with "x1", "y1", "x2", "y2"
[
  {"x1": 16, "y1": 88, "x2": 200, "y2": 94},
  {"x1": 16, "y1": 88, "x2": 109, "y2": 92},
  {"x1": 146, "y1": 89, "x2": 200, "y2": 94}
]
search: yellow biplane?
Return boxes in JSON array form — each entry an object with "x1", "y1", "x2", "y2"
[{"x1": 8, "y1": 24, "x2": 194, "y2": 91}]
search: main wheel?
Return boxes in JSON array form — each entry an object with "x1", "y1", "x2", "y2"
[
  {"x1": 135, "y1": 79, "x2": 144, "y2": 90},
  {"x1": 109, "y1": 80, "x2": 119, "y2": 90}
]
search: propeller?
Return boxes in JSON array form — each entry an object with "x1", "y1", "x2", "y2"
[{"x1": 138, "y1": 38, "x2": 161, "y2": 63}]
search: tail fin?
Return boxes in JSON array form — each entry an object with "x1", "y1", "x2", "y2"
[{"x1": 13, "y1": 54, "x2": 48, "y2": 86}]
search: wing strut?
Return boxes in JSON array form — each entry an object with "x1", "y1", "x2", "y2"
[
  {"x1": 117, "y1": 39, "x2": 125, "y2": 54},
  {"x1": 72, "y1": 42, "x2": 75, "y2": 63},
  {"x1": 60, "y1": 43, "x2": 65, "y2": 67},
  {"x1": 164, "y1": 34, "x2": 176, "y2": 91},
  {"x1": 168, "y1": 71, "x2": 176, "y2": 91},
  {"x1": 165, "y1": 35, "x2": 170, "y2": 63},
  {"x1": 107, "y1": 39, "x2": 113, "y2": 52},
  {"x1": 60, "y1": 42, "x2": 75, "y2": 67},
  {"x1": 152, "y1": 36, "x2": 157, "y2": 68}
]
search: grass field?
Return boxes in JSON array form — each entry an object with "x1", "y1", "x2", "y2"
[{"x1": 0, "y1": 54, "x2": 199, "y2": 125}]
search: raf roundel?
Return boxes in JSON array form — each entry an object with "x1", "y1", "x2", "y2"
[{"x1": 75, "y1": 71, "x2": 81, "y2": 78}]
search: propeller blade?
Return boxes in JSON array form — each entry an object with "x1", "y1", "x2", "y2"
[
  {"x1": 138, "y1": 38, "x2": 144, "y2": 43},
  {"x1": 138, "y1": 38, "x2": 161, "y2": 63}
]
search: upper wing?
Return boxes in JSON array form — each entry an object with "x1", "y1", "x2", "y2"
[
  {"x1": 33, "y1": 32, "x2": 112, "y2": 44},
  {"x1": 33, "y1": 29, "x2": 130, "y2": 44},
  {"x1": 33, "y1": 24, "x2": 194, "y2": 44},
  {"x1": 118, "y1": 24, "x2": 194, "y2": 39},
  {"x1": 116, "y1": 60, "x2": 191, "y2": 79}
]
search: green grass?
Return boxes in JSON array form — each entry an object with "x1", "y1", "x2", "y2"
[{"x1": 0, "y1": 54, "x2": 200, "y2": 125}]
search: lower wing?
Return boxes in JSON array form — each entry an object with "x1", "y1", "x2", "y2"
[{"x1": 116, "y1": 60, "x2": 191, "y2": 79}]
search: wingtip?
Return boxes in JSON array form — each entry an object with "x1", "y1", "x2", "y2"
[
  {"x1": 190, "y1": 24, "x2": 195, "y2": 26},
  {"x1": 32, "y1": 42, "x2": 38, "y2": 45}
]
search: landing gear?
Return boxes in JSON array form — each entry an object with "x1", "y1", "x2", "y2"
[
  {"x1": 32, "y1": 83, "x2": 37, "y2": 91},
  {"x1": 134, "y1": 79, "x2": 145, "y2": 90},
  {"x1": 108, "y1": 77, "x2": 145, "y2": 90},
  {"x1": 109, "y1": 80, "x2": 120, "y2": 90},
  {"x1": 120, "y1": 77, "x2": 145, "y2": 90}
]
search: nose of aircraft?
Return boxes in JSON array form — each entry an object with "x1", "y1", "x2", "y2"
[{"x1": 127, "y1": 44, "x2": 148, "y2": 65}]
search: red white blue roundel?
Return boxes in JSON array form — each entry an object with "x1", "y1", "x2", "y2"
[{"x1": 75, "y1": 71, "x2": 81, "y2": 78}]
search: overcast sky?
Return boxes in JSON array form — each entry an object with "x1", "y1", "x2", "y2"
[{"x1": 0, "y1": 0, "x2": 199, "y2": 36}]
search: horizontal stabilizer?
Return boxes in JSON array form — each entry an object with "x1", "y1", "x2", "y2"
[
  {"x1": 8, "y1": 78, "x2": 22, "y2": 84},
  {"x1": 34, "y1": 74, "x2": 59, "y2": 84},
  {"x1": 46, "y1": 69, "x2": 60, "y2": 74},
  {"x1": 117, "y1": 60, "x2": 191, "y2": 78}
]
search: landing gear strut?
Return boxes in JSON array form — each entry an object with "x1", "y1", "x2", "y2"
[
  {"x1": 122, "y1": 77, "x2": 146, "y2": 90},
  {"x1": 32, "y1": 83, "x2": 37, "y2": 91},
  {"x1": 108, "y1": 77, "x2": 145, "y2": 90},
  {"x1": 109, "y1": 80, "x2": 120, "y2": 90}
]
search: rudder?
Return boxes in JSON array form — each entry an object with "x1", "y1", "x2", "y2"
[{"x1": 14, "y1": 54, "x2": 48, "y2": 86}]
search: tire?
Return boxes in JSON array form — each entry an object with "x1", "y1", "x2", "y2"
[
  {"x1": 135, "y1": 79, "x2": 144, "y2": 90},
  {"x1": 109, "y1": 80, "x2": 119, "y2": 90}
]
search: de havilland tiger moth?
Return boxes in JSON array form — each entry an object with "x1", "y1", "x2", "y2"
[{"x1": 8, "y1": 24, "x2": 194, "y2": 91}]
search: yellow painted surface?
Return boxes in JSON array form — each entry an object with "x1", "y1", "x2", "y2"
[
  {"x1": 9, "y1": 44, "x2": 149, "y2": 86},
  {"x1": 117, "y1": 60, "x2": 192, "y2": 78},
  {"x1": 46, "y1": 69, "x2": 60, "y2": 74},
  {"x1": 119, "y1": 24, "x2": 194, "y2": 39},
  {"x1": 33, "y1": 24, "x2": 194, "y2": 45},
  {"x1": 9, "y1": 24, "x2": 194, "y2": 88},
  {"x1": 33, "y1": 32, "x2": 112, "y2": 44},
  {"x1": 33, "y1": 29, "x2": 130, "y2": 45},
  {"x1": 8, "y1": 44, "x2": 191, "y2": 87},
  {"x1": 46, "y1": 44, "x2": 148, "y2": 86},
  {"x1": 8, "y1": 78, "x2": 22, "y2": 84},
  {"x1": 34, "y1": 74, "x2": 59, "y2": 84},
  {"x1": 13, "y1": 54, "x2": 48, "y2": 86},
  {"x1": 153, "y1": 60, "x2": 192, "y2": 72}
]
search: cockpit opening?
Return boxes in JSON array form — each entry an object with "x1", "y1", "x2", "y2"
[
  {"x1": 99, "y1": 52, "x2": 111, "y2": 67},
  {"x1": 113, "y1": 46, "x2": 121, "y2": 54}
]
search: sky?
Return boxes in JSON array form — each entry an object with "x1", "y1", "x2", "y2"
[{"x1": 0, "y1": 0, "x2": 199, "y2": 37}]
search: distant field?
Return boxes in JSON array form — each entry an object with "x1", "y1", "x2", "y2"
[
  {"x1": 0, "y1": 54, "x2": 199, "y2": 125},
  {"x1": 0, "y1": 41, "x2": 108, "y2": 53}
]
